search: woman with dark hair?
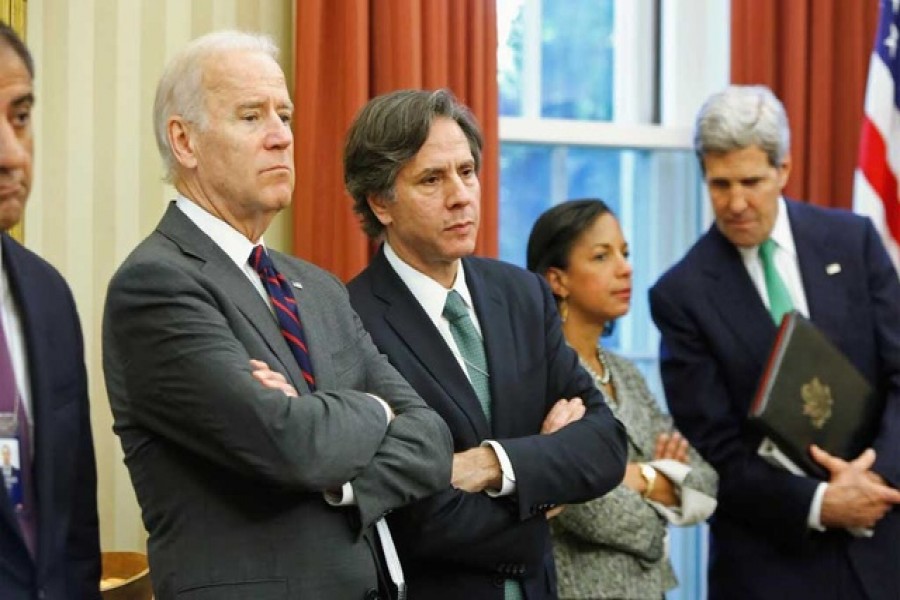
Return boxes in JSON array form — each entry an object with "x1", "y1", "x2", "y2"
[{"x1": 527, "y1": 199, "x2": 718, "y2": 599}]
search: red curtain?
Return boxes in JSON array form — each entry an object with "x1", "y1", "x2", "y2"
[
  {"x1": 293, "y1": 0, "x2": 499, "y2": 282},
  {"x1": 730, "y1": 0, "x2": 878, "y2": 208}
]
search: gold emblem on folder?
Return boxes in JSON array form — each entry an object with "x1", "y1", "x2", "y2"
[{"x1": 801, "y1": 377, "x2": 833, "y2": 429}]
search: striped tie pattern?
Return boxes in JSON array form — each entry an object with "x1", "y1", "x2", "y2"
[{"x1": 250, "y1": 246, "x2": 316, "y2": 391}]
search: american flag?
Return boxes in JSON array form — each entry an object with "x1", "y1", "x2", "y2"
[{"x1": 855, "y1": 0, "x2": 900, "y2": 274}]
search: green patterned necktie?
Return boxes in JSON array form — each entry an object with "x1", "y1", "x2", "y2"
[
  {"x1": 759, "y1": 239, "x2": 794, "y2": 324},
  {"x1": 442, "y1": 291, "x2": 523, "y2": 600},
  {"x1": 443, "y1": 290, "x2": 492, "y2": 420}
]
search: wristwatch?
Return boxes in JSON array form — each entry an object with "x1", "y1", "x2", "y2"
[{"x1": 639, "y1": 463, "x2": 657, "y2": 499}]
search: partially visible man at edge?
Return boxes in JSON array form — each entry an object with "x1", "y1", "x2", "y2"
[
  {"x1": 0, "y1": 20, "x2": 101, "y2": 600},
  {"x1": 102, "y1": 31, "x2": 452, "y2": 600},
  {"x1": 346, "y1": 88, "x2": 627, "y2": 600}
]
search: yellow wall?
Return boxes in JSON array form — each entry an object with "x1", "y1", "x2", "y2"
[{"x1": 26, "y1": 0, "x2": 294, "y2": 552}]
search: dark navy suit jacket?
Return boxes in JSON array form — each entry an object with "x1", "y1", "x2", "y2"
[
  {"x1": 650, "y1": 200, "x2": 900, "y2": 600},
  {"x1": 0, "y1": 233, "x2": 100, "y2": 599},
  {"x1": 348, "y1": 248, "x2": 627, "y2": 600}
]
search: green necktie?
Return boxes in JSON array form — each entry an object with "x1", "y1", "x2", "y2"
[
  {"x1": 442, "y1": 291, "x2": 523, "y2": 600},
  {"x1": 443, "y1": 290, "x2": 492, "y2": 420},
  {"x1": 759, "y1": 239, "x2": 794, "y2": 324}
]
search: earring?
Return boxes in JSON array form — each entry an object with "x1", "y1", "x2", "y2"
[{"x1": 559, "y1": 298, "x2": 568, "y2": 323}]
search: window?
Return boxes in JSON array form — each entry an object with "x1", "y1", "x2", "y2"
[{"x1": 498, "y1": 1, "x2": 729, "y2": 598}]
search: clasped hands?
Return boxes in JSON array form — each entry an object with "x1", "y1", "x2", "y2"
[{"x1": 811, "y1": 445, "x2": 900, "y2": 530}]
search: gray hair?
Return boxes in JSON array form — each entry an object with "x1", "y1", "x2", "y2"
[
  {"x1": 153, "y1": 30, "x2": 280, "y2": 183},
  {"x1": 343, "y1": 89, "x2": 483, "y2": 239},
  {"x1": 693, "y1": 84, "x2": 790, "y2": 171}
]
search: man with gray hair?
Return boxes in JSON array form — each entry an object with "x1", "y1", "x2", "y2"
[
  {"x1": 650, "y1": 84, "x2": 900, "y2": 599},
  {"x1": 103, "y1": 31, "x2": 452, "y2": 600},
  {"x1": 345, "y1": 89, "x2": 627, "y2": 600}
]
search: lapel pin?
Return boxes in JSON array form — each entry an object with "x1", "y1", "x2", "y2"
[
  {"x1": 825, "y1": 263, "x2": 841, "y2": 275},
  {"x1": 291, "y1": 281, "x2": 303, "y2": 289}
]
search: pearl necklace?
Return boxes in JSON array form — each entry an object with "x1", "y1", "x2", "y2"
[{"x1": 581, "y1": 348, "x2": 612, "y2": 386}]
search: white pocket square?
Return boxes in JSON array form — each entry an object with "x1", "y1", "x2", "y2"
[
  {"x1": 291, "y1": 281, "x2": 303, "y2": 289},
  {"x1": 825, "y1": 263, "x2": 841, "y2": 275}
]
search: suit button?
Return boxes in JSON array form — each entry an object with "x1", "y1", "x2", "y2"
[{"x1": 364, "y1": 589, "x2": 380, "y2": 600}]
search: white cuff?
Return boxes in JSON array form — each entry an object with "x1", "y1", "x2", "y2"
[
  {"x1": 324, "y1": 482, "x2": 356, "y2": 506},
  {"x1": 481, "y1": 440, "x2": 516, "y2": 497},
  {"x1": 807, "y1": 482, "x2": 827, "y2": 531},
  {"x1": 646, "y1": 458, "x2": 717, "y2": 526},
  {"x1": 366, "y1": 393, "x2": 394, "y2": 425}
]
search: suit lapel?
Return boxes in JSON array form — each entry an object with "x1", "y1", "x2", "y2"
[
  {"x1": 702, "y1": 227, "x2": 776, "y2": 368},
  {"x1": 464, "y1": 260, "x2": 518, "y2": 438},
  {"x1": 370, "y1": 249, "x2": 490, "y2": 440},
  {"x1": 156, "y1": 204, "x2": 307, "y2": 392},
  {"x1": 787, "y1": 202, "x2": 848, "y2": 339}
]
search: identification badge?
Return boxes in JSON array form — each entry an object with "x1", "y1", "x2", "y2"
[{"x1": 0, "y1": 436, "x2": 22, "y2": 505}]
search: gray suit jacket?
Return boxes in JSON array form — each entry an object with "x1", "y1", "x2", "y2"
[{"x1": 102, "y1": 203, "x2": 452, "y2": 600}]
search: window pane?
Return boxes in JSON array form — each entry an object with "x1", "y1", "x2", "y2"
[
  {"x1": 498, "y1": 0, "x2": 616, "y2": 120},
  {"x1": 541, "y1": 0, "x2": 615, "y2": 120}
]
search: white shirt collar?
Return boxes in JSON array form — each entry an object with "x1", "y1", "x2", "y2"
[
  {"x1": 383, "y1": 242, "x2": 475, "y2": 320},
  {"x1": 175, "y1": 195, "x2": 265, "y2": 269}
]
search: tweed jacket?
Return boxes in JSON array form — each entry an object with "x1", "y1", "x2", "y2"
[{"x1": 552, "y1": 351, "x2": 718, "y2": 600}]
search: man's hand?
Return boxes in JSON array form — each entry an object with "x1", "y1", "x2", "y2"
[
  {"x1": 812, "y1": 446, "x2": 900, "y2": 529},
  {"x1": 250, "y1": 359, "x2": 298, "y2": 397},
  {"x1": 654, "y1": 431, "x2": 689, "y2": 463},
  {"x1": 540, "y1": 397, "x2": 585, "y2": 434},
  {"x1": 452, "y1": 447, "x2": 502, "y2": 493}
]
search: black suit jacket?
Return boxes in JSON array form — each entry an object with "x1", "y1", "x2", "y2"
[
  {"x1": 348, "y1": 247, "x2": 627, "y2": 600},
  {"x1": 0, "y1": 233, "x2": 101, "y2": 599},
  {"x1": 650, "y1": 201, "x2": 900, "y2": 600}
]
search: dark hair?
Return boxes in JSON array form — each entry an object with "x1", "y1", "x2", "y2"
[
  {"x1": 343, "y1": 88, "x2": 483, "y2": 238},
  {"x1": 0, "y1": 21, "x2": 33, "y2": 78},
  {"x1": 527, "y1": 199, "x2": 616, "y2": 336},
  {"x1": 526, "y1": 198, "x2": 613, "y2": 276}
]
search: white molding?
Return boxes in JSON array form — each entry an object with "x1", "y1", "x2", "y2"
[{"x1": 500, "y1": 117, "x2": 693, "y2": 149}]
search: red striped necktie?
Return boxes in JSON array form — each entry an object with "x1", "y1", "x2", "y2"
[{"x1": 250, "y1": 246, "x2": 317, "y2": 392}]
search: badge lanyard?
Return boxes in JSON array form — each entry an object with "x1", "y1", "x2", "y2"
[{"x1": 0, "y1": 394, "x2": 24, "y2": 507}]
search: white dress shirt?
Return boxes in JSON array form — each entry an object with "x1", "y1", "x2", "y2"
[
  {"x1": 736, "y1": 197, "x2": 826, "y2": 531},
  {"x1": 384, "y1": 242, "x2": 517, "y2": 496}
]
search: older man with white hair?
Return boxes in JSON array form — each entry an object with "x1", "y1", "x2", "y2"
[{"x1": 102, "y1": 30, "x2": 452, "y2": 600}]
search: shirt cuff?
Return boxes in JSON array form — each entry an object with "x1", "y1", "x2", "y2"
[
  {"x1": 366, "y1": 393, "x2": 393, "y2": 425},
  {"x1": 324, "y1": 482, "x2": 357, "y2": 506},
  {"x1": 807, "y1": 482, "x2": 827, "y2": 531},
  {"x1": 646, "y1": 458, "x2": 717, "y2": 526},
  {"x1": 481, "y1": 440, "x2": 516, "y2": 497}
]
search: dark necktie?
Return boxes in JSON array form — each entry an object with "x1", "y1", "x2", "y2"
[
  {"x1": 250, "y1": 246, "x2": 316, "y2": 391},
  {"x1": 759, "y1": 239, "x2": 794, "y2": 324},
  {"x1": 0, "y1": 314, "x2": 36, "y2": 557}
]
